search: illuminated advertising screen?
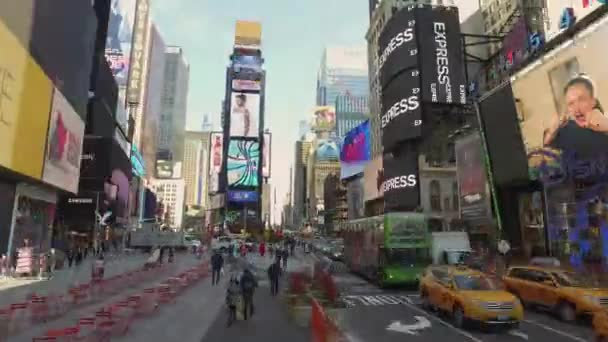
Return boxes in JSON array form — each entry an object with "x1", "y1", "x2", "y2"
[
  {"x1": 312, "y1": 106, "x2": 336, "y2": 132},
  {"x1": 43, "y1": 89, "x2": 86, "y2": 194},
  {"x1": 455, "y1": 133, "x2": 492, "y2": 226},
  {"x1": 485, "y1": 15, "x2": 608, "y2": 265},
  {"x1": 230, "y1": 92, "x2": 260, "y2": 138},
  {"x1": 227, "y1": 139, "x2": 260, "y2": 188},
  {"x1": 380, "y1": 69, "x2": 422, "y2": 151},
  {"x1": 382, "y1": 144, "x2": 420, "y2": 211},
  {"x1": 105, "y1": 0, "x2": 137, "y2": 87},
  {"x1": 208, "y1": 132, "x2": 223, "y2": 193},
  {"x1": 233, "y1": 54, "x2": 262, "y2": 72},
  {"x1": 377, "y1": 6, "x2": 418, "y2": 88},
  {"x1": 232, "y1": 79, "x2": 261, "y2": 92},
  {"x1": 340, "y1": 120, "x2": 371, "y2": 179},
  {"x1": 416, "y1": 6, "x2": 466, "y2": 105},
  {"x1": 227, "y1": 190, "x2": 259, "y2": 203},
  {"x1": 262, "y1": 132, "x2": 271, "y2": 178}
]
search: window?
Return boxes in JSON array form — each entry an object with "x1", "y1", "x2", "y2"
[{"x1": 430, "y1": 180, "x2": 441, "y2": 211}]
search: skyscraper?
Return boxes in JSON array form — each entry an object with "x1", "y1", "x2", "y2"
[
  {"x1": 183, "y1": 131, "x2": 210, "y2": 207},
  {"x1": 157, "y1": 46, "x2": 190, "y2": 177},
  {"x1": 316, "y1": 46, "x2": 369, "y2": 107}
]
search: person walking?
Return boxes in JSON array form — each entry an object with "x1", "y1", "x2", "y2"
[
  {"x1": 225, "y1": 276, "x2": 241, "y2": 327},
  {"x1": 267, "y1": 259, "x2": 281, "y2": 296},
  {"x1": 240, "y1": 268, "x2": 258, "y2": 320},
  {"x1": 259, "y1": 241, "x2": 266, "y2": 257},
  {"x1": 282, "y1": 248, "x2": 289, "y2": 271},
  {"x1": 211, "y1": 251, "x2": 224, "y2": 285}
]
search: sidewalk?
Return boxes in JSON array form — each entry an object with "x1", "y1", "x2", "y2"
[
  {"x1": 200, "y1": 269, "x2": 311, "y2": 342},
  {"x1": 12, "y1": 253, "x2": 203, "y2": 341},
  {"x1": 0, "y1": 252, "x2": 148, "y2": 307}
]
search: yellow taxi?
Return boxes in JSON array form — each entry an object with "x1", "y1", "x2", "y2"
[
  {"x1": 593, "y1": 310, "x2": 608, "y2": 342},
  {"x1": 503, "y1": 266, "x2": 608, "y2": 321},
  {"x1": 419, "y1": 265, "x2": 523, "y2": 329}
]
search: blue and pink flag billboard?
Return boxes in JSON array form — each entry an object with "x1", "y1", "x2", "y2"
[{"x1": 340, "y1": 120, "x2": 371, "y2": 179}]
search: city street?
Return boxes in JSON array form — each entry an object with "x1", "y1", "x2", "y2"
[{"x1": 329, "y1": 264, "x2": 596, "y2": 342}]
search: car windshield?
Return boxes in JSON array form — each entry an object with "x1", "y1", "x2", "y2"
[
  {"x1": 454, "y1": 275, "x2": 497, "y2": 291},
  {"x1": 551, "y1": 272, "x2": 595, "y2": 287}
]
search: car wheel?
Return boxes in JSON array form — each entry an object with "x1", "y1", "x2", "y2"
[
  {"x1": 420, "y1": 291, "x2": 432, "y2": 311},
  {"x1": 558, "y1": 301, "x2": 576, "y2": 322},
  {"x1": 453, "y1": 305, "x2": 466, "y2": 329}
]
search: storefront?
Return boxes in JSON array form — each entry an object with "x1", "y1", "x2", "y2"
[{"x1": 7, "y1": 183, "x2": 57, "y2": 275}]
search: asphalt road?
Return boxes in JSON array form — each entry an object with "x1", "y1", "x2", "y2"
[{"x1": 333, "y1": 269, "x2": 596, "y2": 342}]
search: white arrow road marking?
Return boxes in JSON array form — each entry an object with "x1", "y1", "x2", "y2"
[
  {"x1": 523, "y1": 320, "x2": 587, "y2": 342},
  {"x1": 386, "y1": 316, "x2": 432, "y2": 335},
  {"x1": 508, "y1": 330, "x2": 529, "y2": 340}
]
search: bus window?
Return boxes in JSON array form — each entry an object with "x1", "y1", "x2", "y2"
[{"x1": 385, "y1": 248, "x2": 431, "y2": 266}]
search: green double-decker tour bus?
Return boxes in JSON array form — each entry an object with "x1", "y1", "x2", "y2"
[{"x1": 340, "y1": 212, "x2": 432, "y2": 286}]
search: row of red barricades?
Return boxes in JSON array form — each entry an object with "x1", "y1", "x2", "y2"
[
  {"x1": 311, "y1": 298, "x2": 346, "y2": 342},
  {"x1": 0, "y1": 260, "x2": 179, "y2": 341},
  {"x1": 29, "y1": 260, "x2": 210, "y2": 341}
]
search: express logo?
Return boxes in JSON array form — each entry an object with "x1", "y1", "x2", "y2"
[
  {"x1": 378, "y1": 27, "x2": 415, "y2": 74},
  {"x1": 381, "y1": 93, "x2": 420, "y2": 128},
  {"x1": 382, "y1": 174, "x2": 417, "y2": 192}
]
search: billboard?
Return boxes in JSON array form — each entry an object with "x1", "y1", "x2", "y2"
[
  {"x1": 382, "y1": 145, "x2": 420, "y2": 211},
  {"x1": 417, "y1": 6, "x2": 466, "y2": 105},
  {"x1": 233, "y1": 54, "x2": 263, "y2": 72},
  {"x1": 380, "y1": 68, "x2": 422, "y2": 151},
  {"x1": 0, "y1": 21, "x2": 53, "y2": 180},
  {"x1": 232, "y1": 79, "x2": 261, "y2": 92},
  {"x1": 340, "y1": 120, "x2": 371, "y2": 179},
  {"x1": 105, "y1": 0, "x2": 137, "y2": 87},
  {"x1": 545, "y1": 0, "x2": 608, "y2": 41},
  {"x1": 227, "y1": 139, "x2": 260, "y2": 188},
  {"x1": 227, "y1": 190, "x2": 259, "y2": 203},
  {"x1": 377, "y1": 6, "x2": 418, "y2": 88},
  {"x1": 43, "y1": 89, "x2": 86, "y2": 194},
  {"x1": 234, "y1": 20, "x2": 262, "y2": 48},
  {"x1": 363, "y1": 156, "x2": 384, "y2": 202},
  {"x1": 487, "y1": 15, "x2": 608, "y2": 264},
  {"x1": 262, "y1": 132, "x2": 271, "y2": 178},
  {"x1": 127, "y1": 0, "x2": 151, "y2": 104},
  {"x1": 208, "y1": 132, "x2": 223, "y2": 193},
  {"x1": 312, "y1": 106, "x2": 336, "y2": 132},
  {"x1": 455, "y1": 133, "x2": 492, "y2": 226},
  {"x1": 230, "y1": 92, "x2": 260, "y2": 138}
]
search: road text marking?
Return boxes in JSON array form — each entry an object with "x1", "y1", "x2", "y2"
[
  {"x1": 386, "y1": 316, "x2": 432, "y2": 335},
  {"x1": 508, "y1": 330, "x2": 529, "y2": 340},
  {"x1": 344, "y1": 295, "x2": 413, "y2": 307}
]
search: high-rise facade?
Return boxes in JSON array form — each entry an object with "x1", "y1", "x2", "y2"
[
  {"x1": 293, "y1": 140, "x2": 312, "y2": 228},
  {"x1": 316, "y1": 46, "x2": 369, "y2": 107},
  {"x1": 183, "y1": 131, "x2": 210, "y2": 207},
  {"x1": 335, "y1": 95, "x2": 369, "y2": 139},
  {"x1": 150, "y1": 178, "x2": 185, "y2": 229},
  {"x1": 157, "y1": 46, "x2": 190, "y2": 177}
]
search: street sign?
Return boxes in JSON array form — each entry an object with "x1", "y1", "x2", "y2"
[{"x1": 386, "y1": 316, "x2": 431, "y2": 335}]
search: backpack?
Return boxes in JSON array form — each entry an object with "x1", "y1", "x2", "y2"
[{"x1": 242, "y1": 273, "x2": 256, "y2": 292}]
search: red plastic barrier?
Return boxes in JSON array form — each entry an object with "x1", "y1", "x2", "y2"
[{"x1": 310, "y1": 298, "x2": 345, "y2": 342}]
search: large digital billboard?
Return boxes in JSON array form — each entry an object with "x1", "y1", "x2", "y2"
[
  {"x1": 380, "y1": 69, "x2": 422, "y2": 151},
  {"x1": 382, "y1": 144, "x2": 420, "y2": 211},
  {"x1": 0, "y1": 21, "x2": 53, "y2": 181},
  {"x1": 377, "y1": 6, "x2": 418, "y2": 88},
  {"x1": 227, "y1": 139, "x2": 260, "y2": 188},
  {"x1": 455, "y1": 133, "x2": 492, "y2": 226},
  {"x1": 43, "y1": 89, "x2": 86, "y2": 194},
  {"x1": 483, "y1": 14, "x2": 608, "y2": 266},
  {"x1": 311, "y1": 106, "x2": 336, "y2": 132},
  {"x1": 340, "y1": 120, "x2": 371, "y2": 179},
  {"x1": 208, "y1": 132, "x2": 223, "y2": 193},
  {"x1": 105, "y1": 0, "x2": 137, "y2": 87},
  {"x1": 416, "y1": 6, "x2": 466, "y2": 105},
  {"x1": 262, "y1": 132, "x2": 271, "y2": 178},
  {"x1": 230, "y1": 92, "x2": 260, "y2": 138}
]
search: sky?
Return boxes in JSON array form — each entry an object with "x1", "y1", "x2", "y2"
[{"x1": 151, "y1": 0, "x2": 369, "y2": 224}]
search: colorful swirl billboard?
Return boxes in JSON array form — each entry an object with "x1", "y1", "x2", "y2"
[
  {"x1": 227, "y1": 139, "x2": 260, "y2": 188},
  {"x1": 105, "y1": 0, "x2": 137, "y2": 87}
]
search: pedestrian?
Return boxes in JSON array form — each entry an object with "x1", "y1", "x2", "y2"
[
  {"x1": 240, "y1": 268, "x2": 258, "y2": 320},
  {"x1": 269, "y1": 244, "x2": 274, "y2": 259},
  {"x1": 282, "y1": 248, "x2": 289, "y2": 270},
  {"x1": 67, "y1": 248, "x2": 74, "y2": 268},
  {"x1": 240, "y1": 243, "x2": 247, "y2": 258},
  {"x1": 259, "y1": 241, "x2": 266, "y2": 257},
  {"x1": 225, "y1": 276, "x2": 241, "y2": 327},
  {"x1": 267, "y1": 258, "x2": 281, "y2": 296},
  {"x1": 168, "y1": 248, "x2": 175, "y2": 263},
  {"x1": 211, "y1": 251, "x2": 224, "y2": 285}
]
